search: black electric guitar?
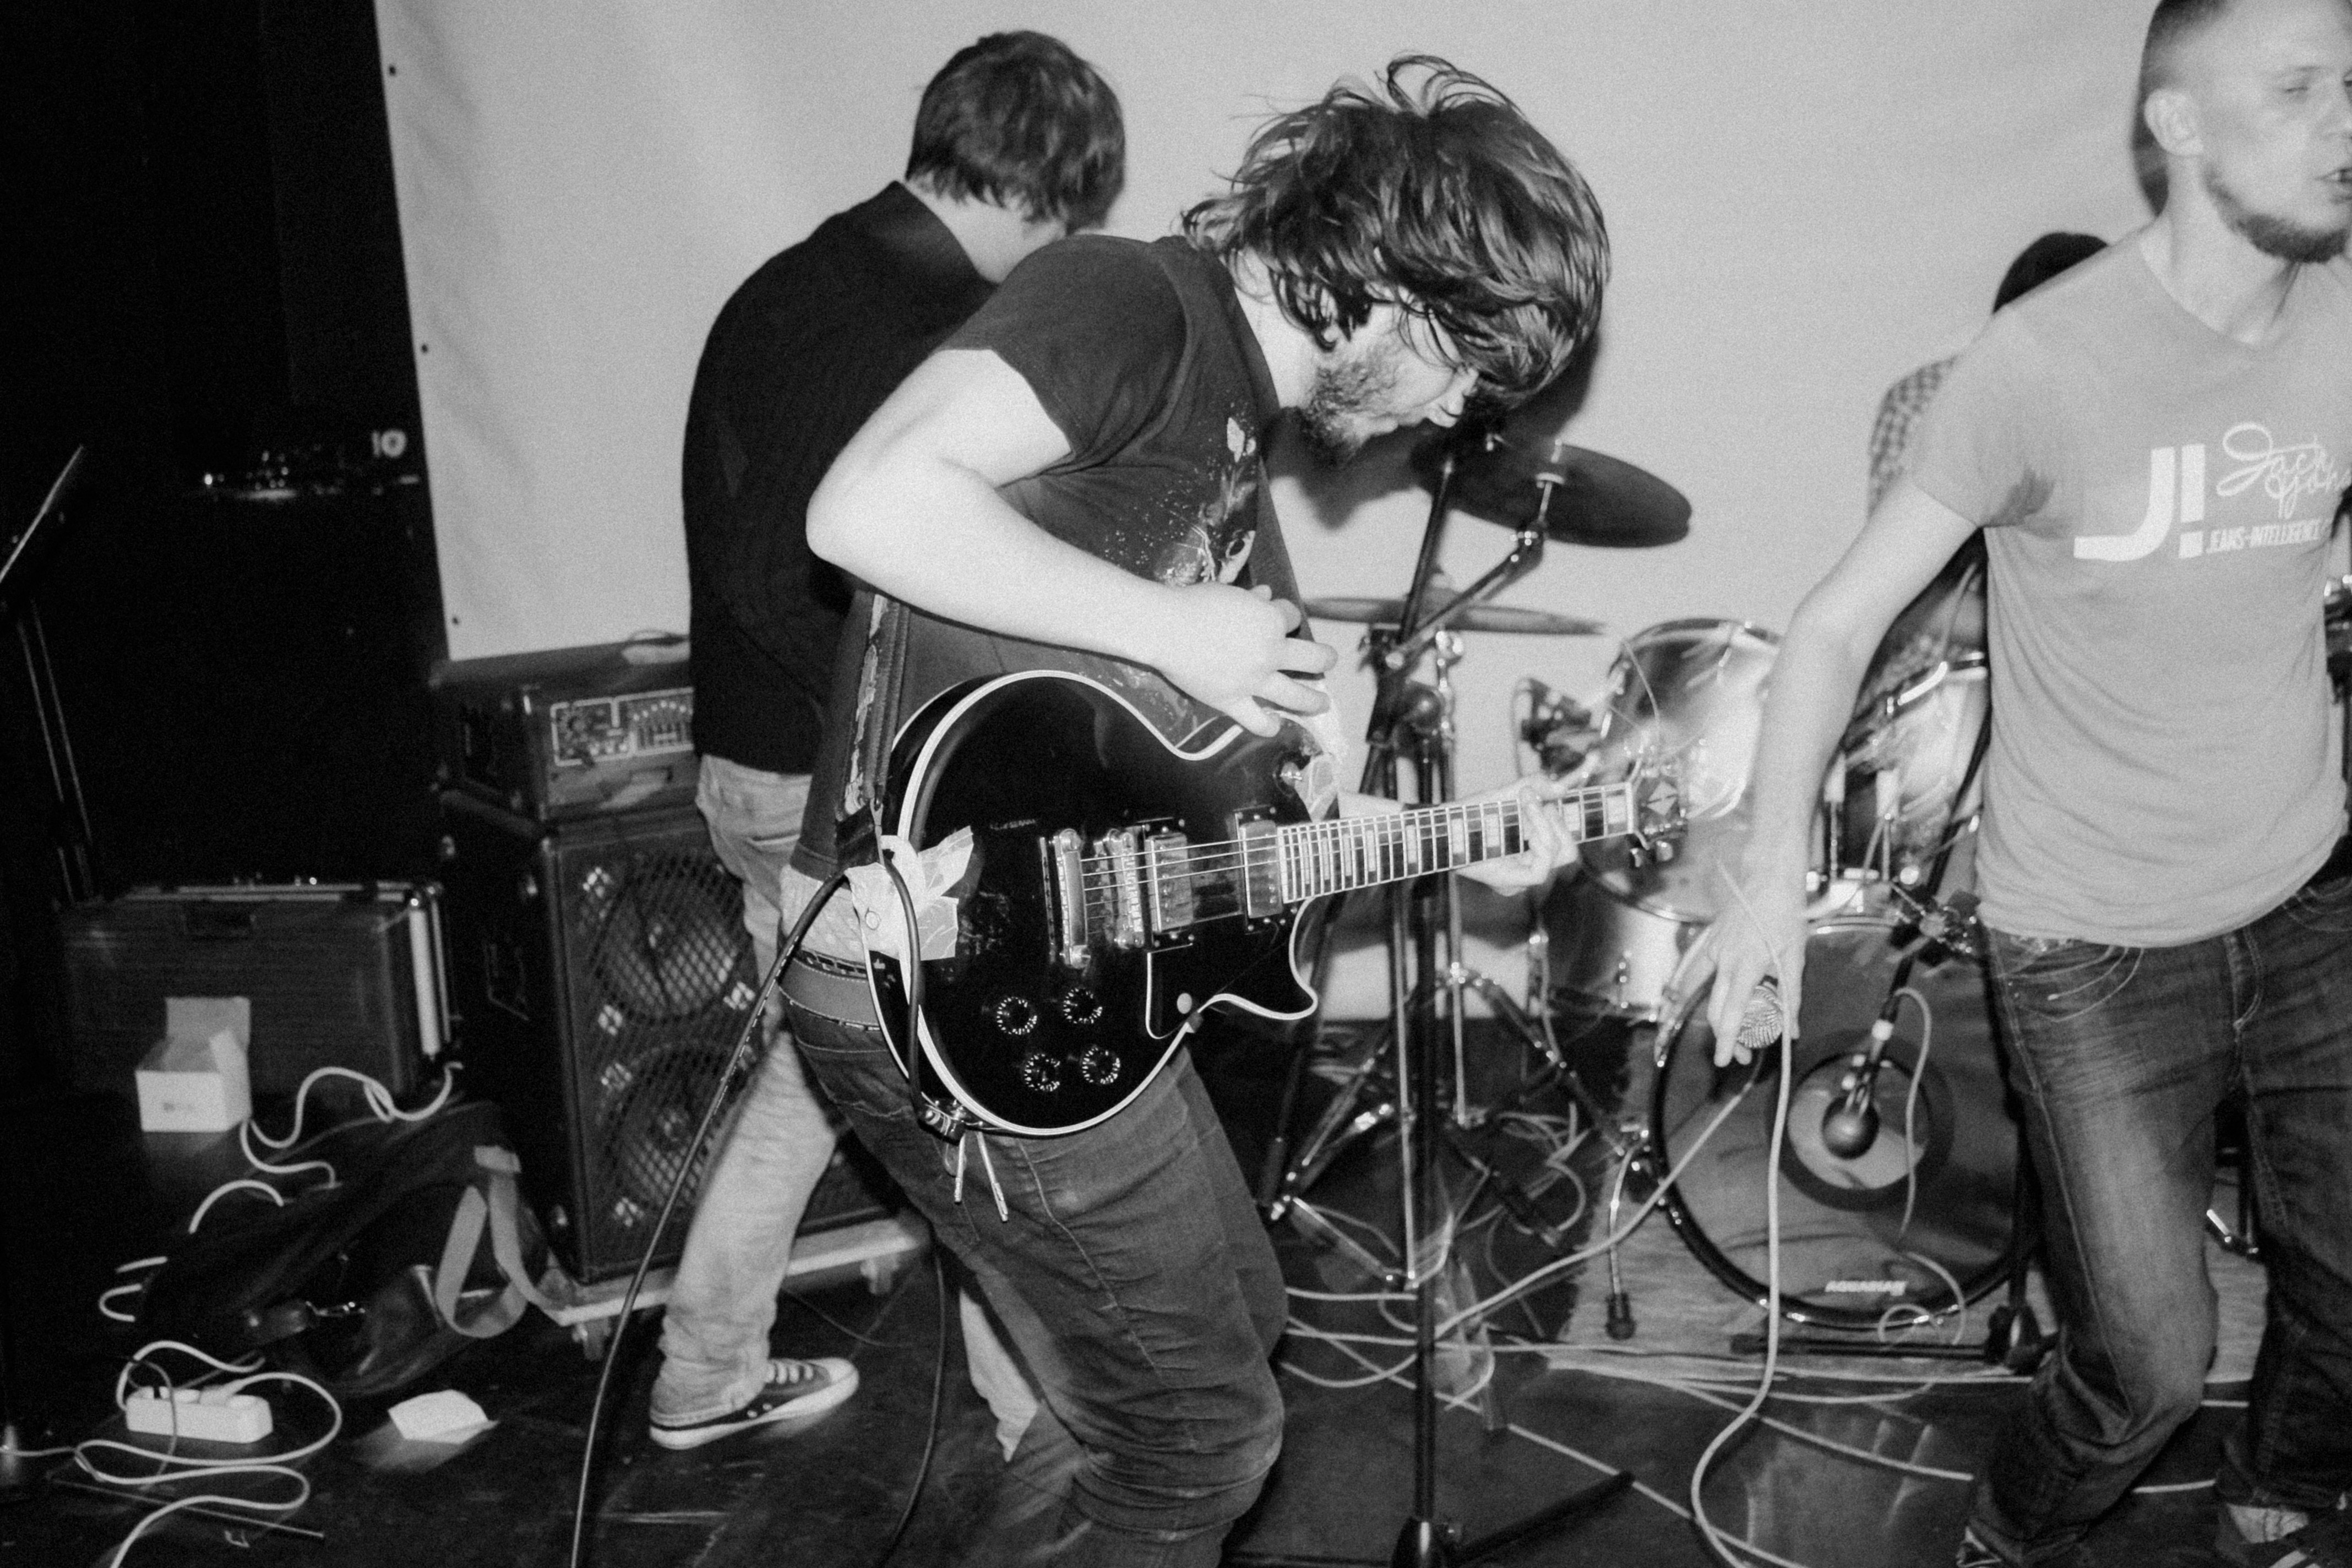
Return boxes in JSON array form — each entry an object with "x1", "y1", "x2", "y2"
[{"x1": 858, "y1": 671, "x2": 1681, "y2": 1137}]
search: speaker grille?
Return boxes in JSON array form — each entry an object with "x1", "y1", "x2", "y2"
[
  {"x1": 551, "y1": 821, "x2": 759, "y2": 1277},
  {"x1": 442, "y1": 796, "x2": 898, "y2": 1283}
]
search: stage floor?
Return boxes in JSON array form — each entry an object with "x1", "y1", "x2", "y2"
[{"x1": 2, "y1": 1014, "x2": 2255, "y2": 1567}]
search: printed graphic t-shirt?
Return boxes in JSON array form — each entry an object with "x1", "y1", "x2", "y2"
[
  {"x1": 792, "y1": 235, "x2": 1293, "y2": 879},
  {"x1": 1909, "y1": 241, "x2": 2352, "y2": 945}
]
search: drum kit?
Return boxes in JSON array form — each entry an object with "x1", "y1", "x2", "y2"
[{"x1": 1271, "y1": 416, "x2": 2029, "y2": 1355}]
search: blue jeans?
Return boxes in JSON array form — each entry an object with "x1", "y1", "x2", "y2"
[
  {"x1": 780, "y1": 956, "x2": 1286, "y2": 1568},
  {"x1": 650, "y1": 757, "x2": 839, "y2": 1423},
  {"x1": 1969, "y1": 850, "x2": 2352, "y2": 1564}
]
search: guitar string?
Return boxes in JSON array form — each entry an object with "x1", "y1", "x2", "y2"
[
  {"x1": 1068, "y1": 808, "x2": 1534, "y2": 889},
  {"x1": 1066, "y1": 788, "x2": 1629, "y2": 894},
  {"x1": 1064, "y1": 793, "x2": 1613, "y2": 886}
]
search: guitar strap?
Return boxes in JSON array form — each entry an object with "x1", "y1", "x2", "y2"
[{"x1": 835, "y1": 589, "x2": 914, "y2": 869}]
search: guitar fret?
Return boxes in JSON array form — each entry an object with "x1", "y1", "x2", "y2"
[{"x1": 1268, "y1": 779, "x2": 1647, "y2": 911}]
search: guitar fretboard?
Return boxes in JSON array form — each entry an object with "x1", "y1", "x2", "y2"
[{"x1": 1270, "y1": 785, "x2": 1634, "y2": 905}]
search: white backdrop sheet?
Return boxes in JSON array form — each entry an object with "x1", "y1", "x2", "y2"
[
  {"x1": 375, "y1": 0, "x2": 2155, "y2": 699},
  {"x1": 374, "y1": 2, "x2": 2160, "y2": 1008}
]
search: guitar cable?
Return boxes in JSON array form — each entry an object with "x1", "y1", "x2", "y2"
[
  {"x1": 566, "y1": 869, "x2": 848, "y2": 1568},
  {"x1": 876, "y1": 846, "x2": 951, "y2": 1139}
]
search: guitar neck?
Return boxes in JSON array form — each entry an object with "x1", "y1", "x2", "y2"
[{"x1": 1272, "y1": 783, "x2": 1636, "y2": 905}]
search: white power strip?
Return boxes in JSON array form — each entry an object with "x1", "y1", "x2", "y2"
[{"x1": 124, "y1": 1388, "x2": 274, "y2": 1445}]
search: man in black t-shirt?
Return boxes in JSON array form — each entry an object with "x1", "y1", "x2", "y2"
[
  {"x1": 654, "y1": 34, "x2": 1122, "y2": 1453},
  {"x1": 787, "y1": 58, "x2": 1610, "y2": 1566}
]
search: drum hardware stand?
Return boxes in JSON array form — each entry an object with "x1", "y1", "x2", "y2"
[
  {"x1": 1819, "y1": 681, "x2": 1994, "y2": 1160},
  {"x1": 1261, "y1": 422, "x2": 1634, "y2": 1567}
]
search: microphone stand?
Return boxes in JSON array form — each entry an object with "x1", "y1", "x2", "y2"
[{"x1": 0, "y1": 443, "x2": 92, "y2": 1504}]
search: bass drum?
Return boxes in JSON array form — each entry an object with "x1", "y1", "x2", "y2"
[{"x1": 1648, "y1": 913, "x2": 2022, "y2": 1327}]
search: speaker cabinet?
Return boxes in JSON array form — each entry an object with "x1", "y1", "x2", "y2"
[{"x1": 438, "y1": 792, "x2": 891, "y2": 1281}]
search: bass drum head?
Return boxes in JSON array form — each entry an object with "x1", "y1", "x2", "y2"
[{"x1": 1649, "y1": 916, "x2": 2022, "y2": 1327}]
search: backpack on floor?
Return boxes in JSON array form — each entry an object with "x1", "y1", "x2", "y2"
[{"x1": 131, "y1": 1095, "x2": 558, "y2": 1397}]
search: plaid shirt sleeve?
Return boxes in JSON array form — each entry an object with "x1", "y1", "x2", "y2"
[{"x1": 1866, "y1": 357, "x2": 1953, "y2": 514}]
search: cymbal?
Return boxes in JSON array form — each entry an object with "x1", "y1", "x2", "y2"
[
  {"x1": 1305, "y1": 596, "x2": 1604, "y2": 636},
  {"x1": 1411, "y1": 432, "x2": 1691, "y2": 547}
]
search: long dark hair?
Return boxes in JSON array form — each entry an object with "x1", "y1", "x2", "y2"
[{"x1": 1183, "y1": 56, "x2": 1608, "y2": 406}]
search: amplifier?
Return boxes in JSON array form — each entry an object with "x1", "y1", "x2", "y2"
[
  {"x1": 432, "y1": 641, "x2": 696, "y2": 822},
  {"x1": 63, "y1": 882, "x2": 449, "y2": 1099},
  {"x1": 435, "y1": 793, "x2": 898, "y2": 1281}
]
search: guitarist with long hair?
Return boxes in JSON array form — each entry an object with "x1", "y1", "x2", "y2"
[{"x1": 780, "y1": 57, "x2": 1610, "y2": 1566}]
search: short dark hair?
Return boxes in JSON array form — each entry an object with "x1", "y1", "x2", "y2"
[
  {"x1": 906, "y1": 32, "x2": 1124, "y2": 232},
  {"x1": 1993, "y1": 231, "x2": 2105, "y2": 311},
  {"x1": 1182, "y1": 56, "x2": 1609, "y2": 409},
  {"x1": 2139, "y1": 0, "x2": 2239, "y2": 105}
]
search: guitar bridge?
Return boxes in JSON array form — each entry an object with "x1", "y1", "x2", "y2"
[{"x1": 1044, "y1": 827, "x2": 1088, "y2": 969}]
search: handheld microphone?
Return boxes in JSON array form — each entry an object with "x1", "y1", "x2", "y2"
[{"x1": 1732, "y1": 975, "x2": 1787, "y2": 1058}]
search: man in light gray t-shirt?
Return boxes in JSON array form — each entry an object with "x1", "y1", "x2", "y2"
[
  {"x1": 1913, "y1": 239, "x2": 2352, "y2": 945},
  {"x1": 1709, "y1": 2, "x2": 2352, "y2": 1564}
]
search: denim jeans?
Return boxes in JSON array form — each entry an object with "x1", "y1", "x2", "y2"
[
  {"x1": 780, "y1": 955, "x2": 1286, "y2": 1568},
  {"x1": 1968, "y1": 848, "x2": 2352, "y2": 1564},
  {"x1": 649, "y1": 756, "x2": 839, "y2": 1423}
]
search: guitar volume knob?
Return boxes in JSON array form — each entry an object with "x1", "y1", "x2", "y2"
[
  {"x1": 1076, "y1": 1046, "x2": 1120, "y2": 1087},
  {"x1": 1059, "y1": 987, "x2": 1104, "y2": 1027},
  {"x1": 1017, "y1": 1052, "x2": 1063, "y2": 1095},
  {"x1": 990, "y1": 994, "x2": 1041, "y2": 1037}
]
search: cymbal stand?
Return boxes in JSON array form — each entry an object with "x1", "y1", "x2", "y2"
[
  {"x1": 1270, "y1": 428, "x2": 1633, "y2": 1215},
  {"x1": 1359, "y1": 431, "x2": 1557, "y2": 786},
  {"x1": 1262, "y1": 424, "x2": 1632, "y2": 1566}
]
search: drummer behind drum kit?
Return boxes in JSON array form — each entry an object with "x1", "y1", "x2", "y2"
[{"x1": 1289, "y1": 423, "x2": 2036, "y2": 1348}]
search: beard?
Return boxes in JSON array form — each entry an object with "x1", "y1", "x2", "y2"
[
  {"x1": 1295, "y1": 340, "x2": 1405, "y2": 468},
  {"x1": 2204, "y1": 163, "x2": 2351, "y2": 264}
]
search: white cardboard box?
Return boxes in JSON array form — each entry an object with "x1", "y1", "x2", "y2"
[{"x1": 134, "y1": 997, "x2": 253, "y2": 1132}]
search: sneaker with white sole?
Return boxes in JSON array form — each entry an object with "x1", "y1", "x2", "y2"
[
  {"x1": 648, "y1": 1357, "x2": 858, "y2": 1451},
  {"x1": 1954, "y1": 1527, "x2": 2094, "y2": 1567},
  {"x1": 2217, "y1": 1505, "x2": 2352, "y2": 1568}
]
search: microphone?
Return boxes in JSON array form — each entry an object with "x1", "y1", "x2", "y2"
[
  {"x1": 1820, "y1": 997, "x2": 1904, "y2": 1159},
  {"x1": 1820, "y1": 1074, "x2": 1882, "y2": 1160},
  {"x1": 1732, "y1": 975, "x2": 1787, "y2": 1058}
]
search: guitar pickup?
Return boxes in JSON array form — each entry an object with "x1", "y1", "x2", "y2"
[
  {"x1": 1145, "y1": 830, "x2": 1196, "y2": 934},
  {"x1": 1097, "y1": 829, "x2": 1146, "y2": 949},
  {"x1": 1237, "y1": 815, "x2": 1286, "y2": 919}
]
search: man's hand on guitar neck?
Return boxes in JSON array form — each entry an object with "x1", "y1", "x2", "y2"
[{"x1": 1337, "y1": 774, "x2": 1584, "y2": 892}]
